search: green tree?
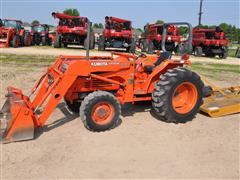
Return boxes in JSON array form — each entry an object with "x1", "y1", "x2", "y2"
[
  {"x1": 136, "y1": 28, "x2": 143, "y2": 32},
  {"x1": 63, "y1": 8, "x2": 80, "y2": 16},
  {"x1": 98, "y1": 23, "x2": 104, "y2": 29},
  {"x1": 155, "y1": 20, "x2": 164, "y2": 24},
  {"x1": 93, "y1": 23, "x2": 99, "y2": 28},
  {"x1": 31, "y1": 20, "x2": 40, "y2": 25}
]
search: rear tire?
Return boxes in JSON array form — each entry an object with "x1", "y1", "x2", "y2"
[
  {"x1": 152, "y1": 67, "x2": 204, "y2": 123},
  {"x1": 54, "y1": 34, "x2": 61, "y2": 48},
  {"x1": 194, "y1": 46, "x2": 203, "y2": 57},
  {"x1": 80, "y1": 91, "x2": 121, "y2": 132},
  {"x1": 127, "y1": 39, "x2": 136, "y2": 53},
  {"x1": 140, "y1": 39, "x2": 147, "y2": 52},
  {"x1": 219, "y1": 47, "x2": 228, "y2": 59},
  {"x1": 12, "y1": 35, "x2": 19, "y2": 48}
]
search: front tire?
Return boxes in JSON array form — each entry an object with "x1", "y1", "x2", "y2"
[
  {"x1": 194, "y1": 46, "x2": 203, "y2": 57},
  {"x1": 41, "y1": 36, "x2": 46, "y2": 46},
  {"x1": 54, "y1": 34, "x2": 61, "y2": 48},
  {"x1": 80, "y1": 91, "x2": 121, "y2": 132},
  {"x1": 152, "y1": 67, "x2": 204, "y2": 123},
  {"x1": 24, "y1": 33, "x2": 31, "y2": 46}
]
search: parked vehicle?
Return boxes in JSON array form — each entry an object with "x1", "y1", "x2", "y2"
[
  {"x1": 140, "y1": 23, "x2": 181, "y2": 54},
  {"x1": 52, "y1": 12, "x2": 95, "y2": 49},
  {"x1": 98, "y1": 16, "x2": 136, "y2": 53},
  {"x1": 0, "y1": 19, "x2": 31, "y2": 48},
  {"x1": 31, "y1": 24, "x2": 52, "y2": 46},
  {"x1": 192, "y1": 27, "x2": 229, "y2": 58}
]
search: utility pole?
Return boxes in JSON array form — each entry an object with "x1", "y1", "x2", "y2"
[{"x1": 198, "y1": 0, "x2": 203, "y2": 26}]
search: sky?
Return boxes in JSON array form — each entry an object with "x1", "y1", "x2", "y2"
[{"x1": 1, "y1": 0, "x2": 239, "y2": 29}]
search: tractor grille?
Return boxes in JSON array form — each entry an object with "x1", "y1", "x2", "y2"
[{"x1": 84, "y1": 79, "x2": 112, "y2": 88}]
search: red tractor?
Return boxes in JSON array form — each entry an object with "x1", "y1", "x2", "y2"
[
  {"x1": 52, "y1": 12, "x2": 95, "y2": 49},
  {"x1": 0, "y1": 19, "x2": 31, "y2": 48},
  {"x1": 98, "y1": 16, "x2": 136, "y2": 53},
  {"x1": 31, "y1": 24, "x2": 52, "y2": 46},
  {"x1": 140, "y1": 23, "x2": 181, "y2": 54},
  {"x1": 192, "y1": 27, "x2": 229, "y2": 58}
]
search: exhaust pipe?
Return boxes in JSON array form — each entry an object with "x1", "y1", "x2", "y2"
[
  {"x1": 161, "y1": 22, "x2": 193, "y2": 54},
  {"x1": 86, "y1": 19, "x2": 91, "y2": 60}
]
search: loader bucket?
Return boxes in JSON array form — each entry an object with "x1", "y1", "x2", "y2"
[
  {"x1": 0, "y1": 87, "x2": 36, "y2": 143},
  {"x1": 200, "y1": 86, "x2": 240, "y2": 117}
]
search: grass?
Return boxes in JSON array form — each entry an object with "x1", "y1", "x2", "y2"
[
  {"x1": 228, "y1": 43, "x2": 240, "y2": 57},
  {"x1": 0, "y1": 53, "x2": 55, "y2": 65},
  {"x1": 190, "y1": 62, "x2": 240, "y2": 80}
]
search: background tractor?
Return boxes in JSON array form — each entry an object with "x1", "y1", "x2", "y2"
[
  {"x1": 192, "y1": 27, "x2": 229, "y2": 58},
  {"x1": 140, "y1": 23, "x2": 181, "y2": 54},
  {"x1": 0, "y1": 22, "x2": 205, "y2": 143},
  {"x1": 98, "y1": 16, "x2": 136, "y2": 53},
  {"x1": 0, "y1": 19, "x2": 31, "y2": 48},
  {"x1": 52, "y1": 12, "x2": 95, "y2": 49},
  {"x1": 31, "y1": 24, "x2": 52, "y2": 46}
]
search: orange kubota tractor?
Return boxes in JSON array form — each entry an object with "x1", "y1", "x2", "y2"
[
  {"x1": 0, "y1": 19, "x2": 31, "y2": 48},
  {"x1": 0, "y1": 22, "x2": 205, "y2": 143}
]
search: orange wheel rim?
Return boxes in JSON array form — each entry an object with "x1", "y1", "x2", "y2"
[
  {"x1": 91, "y1": 102, "x2": 115, "y2": 125},
  {"x1": 172, "y1": 82, "x2": 198, "y2": 114}
]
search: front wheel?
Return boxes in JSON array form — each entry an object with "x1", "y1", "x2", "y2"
[
  {"x1": 80, "y1": 91, "x2": 121, "y2": 132},
  {"x1": 41, "y1": 36, "x2": 46, "y2": 46},
  {"x1": 152, "y1": 67, "x2": 204, "y2": 123},
  {"x1": 24, "y1": 33, "x2": 31, "y2": 46},
  {"x1": 54, "y1": 34, "x2": 61, "y2": 48}
]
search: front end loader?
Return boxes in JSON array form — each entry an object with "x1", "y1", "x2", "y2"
[{"x1": 1, "y1": 22, "x2": 206, "y2": 143}]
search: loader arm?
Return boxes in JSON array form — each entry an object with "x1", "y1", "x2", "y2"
[{"x1": 0, "y1": 57, "x2": 89, "y2": 143}]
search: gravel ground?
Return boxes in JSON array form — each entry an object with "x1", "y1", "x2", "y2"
[{"x1": 0, "y1": 53, "x2": 239, "y2": 179}]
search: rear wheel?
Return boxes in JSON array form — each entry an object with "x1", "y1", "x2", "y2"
[
  {"x1": 54, "y1": 34, "x2": 61, "y2": 48},
  {"x1": 152, "y1": 67, "x2": 204, "y2": 123},
  {"x1": 80, "y1": 91, "x2": 121, "y2": 132},
  {"x1": 127, "y1": 39, "x2": 136, "y2": 53},
  {"x1": 219, "y1": 47, "x2": 228, "y2": 59},
  {"x1": 12, "y1": 35, "x2": 19, "y2": 48},
  {"x1": 140, "y1": 39, "x2": 147, "y2": 52},
  {"x1": 194, "y1": 46, "x2": 202, "y2": 57}
]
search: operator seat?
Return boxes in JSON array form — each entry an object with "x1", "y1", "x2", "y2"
[{"x1": 143, "y1": 51, "x2": 172, "y2": 72}]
